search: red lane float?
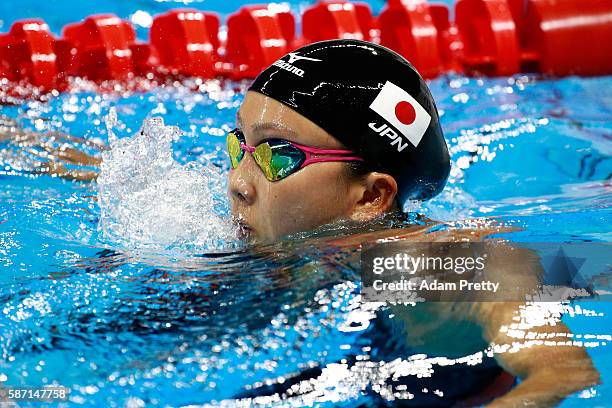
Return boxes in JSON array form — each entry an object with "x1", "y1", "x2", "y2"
[
  {"x1": 378, "y1": 0, "x2": 441, "y2": 78},
  {"x1": 521, "y1": 0, "x2": 612, "y2": 76},
  {"x1": 225, "y1": 5, "x2": 296, "y2": 79},
  {"x1": 429, "y1": 3, "x2": 463, "y2": 73},
  {"x1": 455, "y1": 0, "x2": 612, "y2": 76},
  {"x1": 455, "y1": 0, "x2": 521, "y2": 76},
  {"x1": 0, "y1": 20, "x2": 59, "y2": 90},
  {"x1": 302, "y1": 1, "x2": 374, "y2": 42},
  {"x1": 61, "y1": 15, "x2": 137, "y2": 81},
  {"x1": 150, "y1": 9, "x2": 220, "y2": 78},
  {"x1": 0, "y1": 0, "x2": 611, "y2": 94}
]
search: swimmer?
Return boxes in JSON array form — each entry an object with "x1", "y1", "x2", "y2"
[
  {"x1": 229, "y1": 39, "x2": 450, "y2": 240},
  {"x1": 226, "y1": 39, "x2": 599, "y2": 406}
]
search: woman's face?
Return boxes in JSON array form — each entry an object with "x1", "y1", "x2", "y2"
[{"x1": 227, "y1": 91, "x2": 365, "y2": 242}]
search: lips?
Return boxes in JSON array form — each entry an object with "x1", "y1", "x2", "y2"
[{"x1": 234, "y1": 218, "x2": 255, "y2": 240}]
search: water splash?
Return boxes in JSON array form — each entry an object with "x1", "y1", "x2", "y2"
[
  {"x1": 104, "y1": 106, "x2": 118, "y2": 144},
  {"x1": 96, "y1": 114, "x2": 237, "y2": 250}
]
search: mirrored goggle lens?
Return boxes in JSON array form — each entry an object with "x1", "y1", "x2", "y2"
[
  {"x1": 252, "y1": 140, "x2": 305, "y2": 181},
  {"x1": 226, "y1": 130, "x2": 244, "y2": 169}
]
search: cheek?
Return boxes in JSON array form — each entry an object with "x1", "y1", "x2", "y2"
[{"x1": 261, "y1": 165, "x2": 352, "y2": 235}]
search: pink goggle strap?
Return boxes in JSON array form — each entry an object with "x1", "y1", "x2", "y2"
[{"x1": 238, "y1": 140, "x2": 364, "y2": 170}]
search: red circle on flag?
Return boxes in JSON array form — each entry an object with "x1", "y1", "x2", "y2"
[{"x1": 395, "y1": 101, "x2": 416, "y2": 125}]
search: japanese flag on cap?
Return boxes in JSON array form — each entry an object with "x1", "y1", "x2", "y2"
[{"x1": 369, "y1": 81, "x2": 431, "y2": 147}]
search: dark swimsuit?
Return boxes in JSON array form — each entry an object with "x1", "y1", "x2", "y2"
[
  {"x1": 234, "y1": 214, "x2": 516, "y2": 405},
  {"x1": 235, "y1": 307, "x2": 516, "y2": 407}
]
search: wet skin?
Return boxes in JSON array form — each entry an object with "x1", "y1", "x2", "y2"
[
  {"x1": 0, "y1": 115, "x2": 102, "y2": 181},
  {"x1": 228, "y1": 91, "x2": 398, "y2": 242}
]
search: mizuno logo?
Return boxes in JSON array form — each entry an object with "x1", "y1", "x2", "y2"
[
  {"x1": 286, "y1": 52, "x2": 322, "y2": 64},
  {"x1": 273, "y1": 52, "x2": 322, "y2": 77}
]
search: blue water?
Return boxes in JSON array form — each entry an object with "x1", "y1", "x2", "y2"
[{"x1": 1, "y1": 0, "x2": 611, "y2": 406}]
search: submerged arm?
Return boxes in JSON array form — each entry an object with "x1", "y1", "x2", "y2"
[
  {"x1": 1, "y1": 116, "x2": 102, "y2": 181},
  {"x1": 475, "y1": 245, "x2": 600, "y2": 407},
  {"x1": 481, "y1": 301, "x2": 600, "y2": 407}
]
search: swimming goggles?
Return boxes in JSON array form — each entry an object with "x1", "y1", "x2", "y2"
[{"x1": 226, "y1": 128, "x2": 364, "y2": 182}]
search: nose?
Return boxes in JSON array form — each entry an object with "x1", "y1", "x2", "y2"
[{"x1": 228, "y1": 158, "x2": 257, "y2": 207}]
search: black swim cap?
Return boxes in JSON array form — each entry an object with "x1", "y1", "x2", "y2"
[{"x1": 248, "y1": 39, "x2": 450, "y2": 204}]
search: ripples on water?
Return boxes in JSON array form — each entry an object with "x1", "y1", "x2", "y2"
[{"x1": 0, "y1": 74, "x2": 610, "y2": 406}]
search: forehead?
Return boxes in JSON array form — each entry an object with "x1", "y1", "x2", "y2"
[{"x1": 237, "y1": 91, "x2": 343, "y2": 147}]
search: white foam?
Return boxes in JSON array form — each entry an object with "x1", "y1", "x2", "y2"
[{"x1": 96, "y1": 111, "x2": 237, "y2": 250}]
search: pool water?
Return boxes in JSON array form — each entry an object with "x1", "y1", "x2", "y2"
[{"x1": 1, "y1": 1, "x2": 611, "y2": 406}]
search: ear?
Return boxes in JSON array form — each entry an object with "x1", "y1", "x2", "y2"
[{"x1": 349, "y1": 172, "x2": 398, "y2": 221}]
